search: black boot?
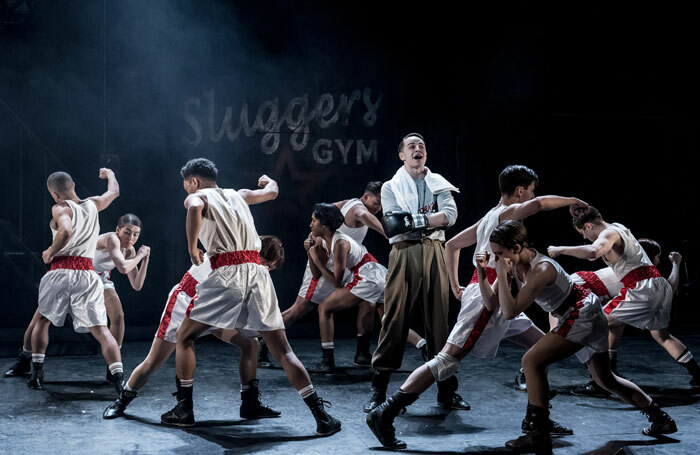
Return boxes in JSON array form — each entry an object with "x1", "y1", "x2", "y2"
[
  {"x1": 641, "y1": 401, "x2": 677, "y2": 436},
  {"x1": 108, "y1": 371, "x2": 124, "y2": 395},
  {"x1": 437, "y1": 375, "x2": 470, "y2": 410},
  {"x1": 103, "y1": 388, "x2": 138, "y2": 419},
  {"x1": 303, "y1": 391, "x2": 341, "y2": 436},
  {"x1": 315, "y1": 348, "x2": 335, "y2": 373},
  {"x1": 161, "y1": 378, "x2": 195, "y2": 427},
  {"x1": 506, "y1": 404, "x2": 552, "y2": 452},
  {"x1": 363, "y1": 371, "x2": 390, "y2": 413},
  {"x1": 258, "y1": 341, "x2": 272, "y2": 368},
  {"x1": 354, "y1": 334, "x2": 372, "y2": 366},
  {"x1": 571, "y1": 379, "x2": 611, "y2": 398},
  {"x1": 27, "y1": 362, "x2": 44, "y2": 390},
  {"x1": 677, "y1": 350, "x2": 700, "y2": 387},
  {"x1": 522, "y1": 417, "x2": 574, "y2": 436},
  {"x1": 366, "y1": 389, "x2": 419, "y2": 449},
  {"x1": 4, "y1": 349, "x2": 31, "y2": 377},
  {"x1": 240, "y1": 379, "x2": 281, "y2": 419}
]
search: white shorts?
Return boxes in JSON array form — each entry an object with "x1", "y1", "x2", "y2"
[
  {"x1": 345, "y1": 257, "x2": 386, "y2": 304},
  {"x1": 552, "y1": 287, "x2": 609, "y2": 363},
  {"x1": 297, "y1": 262, "x2": 352, "y2": 304},
  {"x1": 38, "y1": 268, "x2": 107, "y2": 333},
  {"x1": 447, "y1": 282, "x2": 534, "y2": 358},
  {"x1": 188, "y1": 262, "x2": 284, "y2": 337},
  {"x1": 98, "y1": 271, "x2": 115, "y2": 291},
  {"x1": 603, "y1": 277, "x2": 672, "y2": 331},
  {"x1": 156, "y1": 272, "x2": 198, "y2": 343}
]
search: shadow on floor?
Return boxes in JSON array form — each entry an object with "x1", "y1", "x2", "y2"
[{"x1": 582, "y1": 434, "x2": 680, "y2": 455}]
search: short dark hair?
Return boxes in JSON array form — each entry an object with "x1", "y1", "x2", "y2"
[
  {"x1": 47, "y1": 171, "x2": 73, "y2": 195},
  {"x1": 572, "y1": 206, "x2": 604, "y2": 230},
  {"x1": 639, "y1": 238, "x2": 661, "y2": 260},
  {"x1": 490, "y1": 220, "x2": 530, "y2": 250},
  {"x1": 398, "y1": 132, "x2": 425, "y2": 153},
  {"x1": 365, "y1": 181, "x2": 382, "y2": 196},
  {"x1": 117, "y1": 213, "x2": 142, "y2": 228},
  {"x1": 180, "y1": 158, "x2": 218, "y2": 181},
  {"x1": 260, "y1": 235, "x2": 285, "y2": 270},
  {"x1": 498, "y1": 165, "x2": 539, "y2": 196},
  {"x1": 313, "y1": 203, "x2": 344, "y2": 231}
]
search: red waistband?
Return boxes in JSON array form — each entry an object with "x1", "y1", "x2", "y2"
[
  {"x1": 469, "y1": 267, "x2": 497, "y2": 285},
  {"x1": 210, "y1": 250, "x2": 261, "y2": 269},
  {"x1": 575, "y1": 271, "x2": 610, "y2": 297},
  {"x1": 179, "y1": 271, "x2": 199, "y2": 297},
  {"x1": 621, "y1": 265, "x2": 662, "y2": 288},
  {"x1": 50, "y1": 256, "x2": 94, "y2": 271},
  {"x1": 553, "y1": 283, "x2": 590, "y2": 316},
  {"x1": 350, "y1": 253, "x2": 377, "y2": 273}
]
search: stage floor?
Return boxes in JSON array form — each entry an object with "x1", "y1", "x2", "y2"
[{"x1": 2, "y1": 334, "x2": 699, "y2": 454}]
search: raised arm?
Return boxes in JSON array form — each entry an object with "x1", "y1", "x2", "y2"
[
  {"x1": 475, "y1": 251, "x2": 499, "y2": 311},
  {"x1": 88, "y1": 168, "x2": 120, "y2": 212},
  {"x1": 104, "y1": 235, "x2": 148, "y2": 275},
  {"x1": 185, "y1": 194, "x2": 205, "y2": 265},
  {"x1": 548, "y1": 228, "x2": 619, "y2": 261},
  {"x1": 238, "y1": 175, "x2": 279, "y2": 205},
  {"x1": 501, "y1": 196, "x2": 587, "y2": 222},
  {"x1": 126, "y1": 246, "x2": 150, "y2": 291},
  {"x1": 496, "y1": 259, "x2": 553, "y2": 319},
  {"x1": 42, "y1": 204, "x2": 73, "y2": 264},
  {"x1": 667, "y1": 252, "x2": 682, "y2": 294},
  {"x1": 444, "y1": 217, "x2": 482, "y2": 299}
]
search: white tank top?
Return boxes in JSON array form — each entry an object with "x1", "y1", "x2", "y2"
[
  {"x1": 93, "y1": 248, "x2": 116, "y2": 273},
  {"x1": 52, "y1": 199, "x2": 100, "y2": 258},
  {"x1": 331, "y1": 231, "x2": 368, "y2": 269},
  {"x1": 197, "y1": 188, "x2": 261, "y2": 254},
  {"x1": 513, "y1": 251, "x2": 573, "y2": 312},
  {"x1": 473, "y1": 204, "x2": 508, "y2": 267},
  {"x1": 602, "y1": 223, "x2": 652, "y2": 280},
  {"x1": 188, "y1": 254, "x2": 213, "y2": 282},
  {"x1": 337, "y1": 198, "x2": 369, "y2": 244}
]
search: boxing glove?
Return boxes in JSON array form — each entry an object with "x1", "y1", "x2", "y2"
[{"x1": 382, "y1": 211, "x2": 429, "y2": 237}]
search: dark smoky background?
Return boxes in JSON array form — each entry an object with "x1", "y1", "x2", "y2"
[{"x1": 1, "y1": 1, "x2": 697, "y2": 348}]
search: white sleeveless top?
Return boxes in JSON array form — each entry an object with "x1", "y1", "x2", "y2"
[
  {"x1": 52, "y1": 199, "x2": 100, "y2": 258},
  {"x1": 337, "y1": 198, "x2": 368, "y2": 244},
  {"x1": 331, "y1": 231, "x2": 368, "y2": 269},
  {"x1": 196, "y1": 188, "x2": 261, "y2": 254},
  {"x1": 93, "y1": 248, "x2": 115, "y2": 273},
  {"x1": 513, "y1": 252, "x2": 573, "y2": 312},
  {"x1": 473, "y1": 204, "x2": 508, "y2": 267},
  {"x1": 188, "y1": 255, "x2": 213, "y2": 282},
  {"x1": 602, "y1": 223, "x2": 653, "y2": 280}
]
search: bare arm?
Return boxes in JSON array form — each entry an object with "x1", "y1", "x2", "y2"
[
  {"x1": 237, "y1": 175, "x2": 278, "y2": 205},
  {"x1": 88, "y1": 168, "x2": 119, "y2": 212},
  {"x1": 475, "y1": 251, "x2": 499, "y2": 311},
  {"x1": 496, "y1": 259, "x2": 554, "y2": 319},
  {"x1": 667, "y1": 252, "x2": 682, "y2": 294},
  {"x1": 354, "y1": 207, "x2": 387, "y2": 238},
  {"x1": 444, "y1": 218, "x2": 482, "y2": 299},
  {"x1": 501, "y1": 196, "x2": 587, "y2": 221},
  {"x1": 42, "y1": 205, "x2": 73, "y2": 264},
  {"x1": 548, "y1": 229, "x2": 619, "y2": 261},
  {"x1": 105, "y1": 235, "x2": 147, "y2": 274},
  {"x1": 185, "y1": 194, "x2": 205, "y2": 265},
  {"x1": 126, "y1": 246, "x2": 151, "y2": 291},
  {"x1": 307, "y1": 245, "x2": 325, "y2": 280}
]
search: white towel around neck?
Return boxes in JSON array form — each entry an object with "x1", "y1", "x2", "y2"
[{"x1": 389, "y1": 166, "x2": 459, "y2": 213}]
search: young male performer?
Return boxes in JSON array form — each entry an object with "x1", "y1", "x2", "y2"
[{"x1": 160, "y1": 158, "x2": 340, "y2": 436}]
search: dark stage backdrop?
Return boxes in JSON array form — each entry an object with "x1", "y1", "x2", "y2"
[{"x1": 1, "y1": 1, "x2": 697, "y2": 343}]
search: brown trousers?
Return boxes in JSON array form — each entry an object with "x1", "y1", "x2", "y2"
[{"x1": 372, "y1": 238, "x2": 450, "y2": 372}]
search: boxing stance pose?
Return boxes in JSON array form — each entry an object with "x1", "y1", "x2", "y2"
[
  {"x1": 160, "y1": 159, "x2": 340, "y2": 436},
  {"x1": 27, "y1": 169, "x2": 124, "y2": 395},
  {"x1": 495, "y1": 221, "x2": 676, "y2": 452},
  {"x1": 366, "y1": 164, "x2": 586, "y2": 449},
  {"x1": 307, "y1": 203, "x2": 386, "y2": 371},
  {"x1": 549, "y1": 207, "x2": 700, "y2": 387},
  {"x1": 103, "y1": 236, "x2": 284, "y2": 420},
  {"x1": 5, "y1": 214, "x2": 150, "y2": 381}
]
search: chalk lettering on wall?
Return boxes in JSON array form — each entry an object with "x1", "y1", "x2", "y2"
[{"x1": 182, "y1": 88, "x2": 382, "y2": 165}]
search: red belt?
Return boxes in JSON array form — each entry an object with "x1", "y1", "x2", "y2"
[
  {"x1": 469, "y1": 267, "x2": 497, "y2": 285},
  {"x1": 210, "y1": 250, "x2": 261, "y2": 269},
  {"x1": 50, "y1": 256, "x2": 94, "y2": 271},
  {"x1": 621, "y1": 265, "x2": 662, "y2": 288},
  {"x1": 179, "y1": 271, "x2": 199, "y2": 297},
  {"x1": 574, "y1": 271, "x2": 609, "y2": 297}
]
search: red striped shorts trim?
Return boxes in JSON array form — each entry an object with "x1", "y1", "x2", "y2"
[{"x1": 346, "y1": 253, "x2": 377, "y2": 291}]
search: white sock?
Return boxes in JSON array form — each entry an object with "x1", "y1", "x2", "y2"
[
  {"x1": 677, "y1": 350, "x2": 694, "y2": 364},
  {"x1": 108, "y1": 362, "x2": 123, "y2": 375},
  {"x1": 31, "y1": 354, "x2": 45, "y2": 363},
  {"x1": 124, "y1": 383, "x2": 135, "y2": 392},
  {"x1": 416, "y1": 338, "x2": 427, "y2": 349},
  {"x1": 321, "y1": 342, "x2": 334, "y2": 350},
  {"x1": 298, "y1": 384, "x2": 315, "y2": 399},
  {"x1": 180, "y1": 378, "x2": 194, "y2": 388}
]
